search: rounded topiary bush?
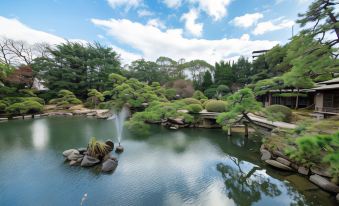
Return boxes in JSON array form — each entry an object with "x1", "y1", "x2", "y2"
[
  {"x1": 192, "y1": 91, "x2": 207, "y2": 100},
  {"x1": 205, "y1": 100, "x2": 227, "y2": 112},
  {"x1": 265, "y1": 104, "x2": 292, "y2": 122},
  {"x1": 186, "y1": 104, "x2": 203, "y2": 113},
  {"x1": 181, "y1": 98, "x2": 201, "y2": 105}
]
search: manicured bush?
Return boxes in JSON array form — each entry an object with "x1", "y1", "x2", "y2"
[
  {"x1": 181, "y1": 98, "x2": 201, "y2": 105},
  {"x1": 205, "y1": 100, "x2": 227, "y2": 112},
  {"x1": 164, "y1": 88, "x2": 177, "y2": 100},
  {"x1": 265, "y1": 104, "x2": 292, "y2": 122},
  {"x1": 49, "y1": 90, "x2": 82, "y2": 106},
  {"x1": 204, "y1": 88, "x2": 217, "y2": 99},
  {"x1": 186, "y1": 104, "x2": 203, "y2": 113},
  {"x1": 192, "y1": 90, "x2": 207, "y2": 100},
  {"x1": 5, "y1": 100, "x2": 43, "y2": 115}
]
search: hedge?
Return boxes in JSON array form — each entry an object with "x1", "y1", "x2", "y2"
[{"x1": 205, "y1": 100, "x2": 227, "y2": 112}]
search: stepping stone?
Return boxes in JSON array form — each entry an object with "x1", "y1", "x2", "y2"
[
  {"x1": 265, "y1": 160, "x2": 293, "y2": 171},
  {"x1": 309, "y1": 175, "x2": 339, "y2": 193}
]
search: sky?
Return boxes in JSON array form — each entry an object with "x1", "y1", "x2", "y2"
[{"x1": 0, "y1": 0, "x2": 313, "y2": 64}]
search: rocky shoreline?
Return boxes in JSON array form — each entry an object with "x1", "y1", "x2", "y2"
[{"x1": 260, "y1": 144, "x2": 339, "y2": 202}]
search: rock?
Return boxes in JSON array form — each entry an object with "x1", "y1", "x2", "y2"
[
  {"x1": 63, "y1": 149, "x2": 78, "y2": 157},
  {"x1": 336, "y1": 193, "x2": 339, "y2": 202},
  {"x1": 169, "y1": 125, "x2": 179, "y2": 130},
  {"x1": 102, "y1": 159, "x2": 118, "y2": 172},
  {"x1": 168, "y1": 118, "x2": 184, "y2": 125},
  {"x1": 77, "y1": 148, "x2": 87, "y2": 155},
  {"x1": 177, "y1": 109, "x2": 189, "y2": 114},
  {"x1": 272, "y1": 150, "x2": 290, "y2": 160},
  {"x1": 310, "y1": 166, "x2": 331, "y2": 178},
  {"x1": 13, "y1": 116, "x2": 23, "y2": 119},
  {"x1": 298, "y1": 166, "x2": 310, "y2": 175},
  {"x1": 76, "y1": 157, "x2": 83, "y2": 163},
  {"x1": 24, "y1": 115, "x2": 32, "y2": 119},
  {"x1": 276, "y1": 157, "x2": 291, "y2": 166},
  {"x1": 260, "y1": 149, "x2": 271, "y2": 161},
  {"x1": 290, "y1": 163, "x2": 299, "y2": 171},
  {"x1": 34, "y1": 114, "x2": 41, "y2": 118},
  {"x1": 81, "y1": 155, "x2": 100, "y2": 167},
  {"x1": 309, "y1": 175, "x2": 339, "y2": 193},
  {"x1": 265, "y1": 160, "x2": 293, "y2": 171},
  {"x1": 0, "y1": 117, "x2": 8, "y2": 121},
  {"x1": 260, "y1": 144, "x2": 266, "y2": 153},
  {"x1": 67, "y1": 151, "x2": 83, "y2": 161},
  {"x1": 69, "y1": 160, "x2": 78, "y2": 166},
  {"x1": 105, "y1": 140, "x2": 114, "y2": 151}
]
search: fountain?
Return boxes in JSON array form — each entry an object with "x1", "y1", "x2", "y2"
[{"x1": 112, "y1": 107, "x2": 129, "y2": 153}]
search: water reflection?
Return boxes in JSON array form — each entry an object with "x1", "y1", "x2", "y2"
[{"x1": 31, "y1": 119, "x2": 49, "y2": 150}]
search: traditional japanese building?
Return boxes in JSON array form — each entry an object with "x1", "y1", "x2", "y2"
[{"x1": 313, "y1": 77, "x2": 339, "y2": 116}]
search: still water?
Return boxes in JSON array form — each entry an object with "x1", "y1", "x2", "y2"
[{"x1": 0, "y1": 117, "x2": 336, "y2": 206}]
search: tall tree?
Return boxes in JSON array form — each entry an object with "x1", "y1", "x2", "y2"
[
  {"x1": 128, "y1": 59, "x2": 161, "y2": 83},
  {"x1": 201, "y1": 70, "x2": 213, "y2": 91},
  {"x1": 32, "y1": 42, "x2": 121, "y2": 97}
]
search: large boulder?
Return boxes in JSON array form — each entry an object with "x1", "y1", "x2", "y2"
[
  {"x1": 105, "y1": 140, "x2": 114, "y2": 151},
  {"x1": 77, "y1": 148, "x2": 87, "y2": 155},
  {"x1": 276, "y1": 157, "x2": 291, "y2": 166},
  {"x1": 309, "y1": 175, "x2": 339, "y2": 193},
  {"x1": 101, "y1": 159, "x2": 118, "y2": 172},
  {"x1": 63, "y1": 149, "x2": 77, "y2": 157},
  {"x1": 265, "y1": 160, "x2": 293, "y2": 171},
  {"x1": 81, "y1": 155, "x2": 100, "y2": 167},
  {"x1": 260, "y1": 149, "x2": 271, "y2": 161}
]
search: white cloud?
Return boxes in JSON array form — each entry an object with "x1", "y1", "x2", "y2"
[
  {"x1": 231, "y1": 13, "x2": 264, "y2": 28},
  {"x1": 276, "y1": 0, "x2": 311, "y2": 4},
  {"x1": 0, "y1": 16, "x2": 140, "y2": 64},
  {"x1": 190, "y1": 0, "x2": 232, "y2": 21},
  {"x1": 253, "y1": 18, "x2": 294, "y2": 35},
  {"x1": 147, "y1": 18, "x2": 166, "y2": 30},
  {"x1": 0, "y1": 16, "x2": 65, "y2": 45},
  {"x1": 107, "y1": 0, "x2": 142, "y2": 9},
  {"x1": 180, "y1": 9, "x2": 203, "y2": 37},
  {"x1": 240, "y1": 34, "x2": 250, "y2": 41},
  {"x1": 91, "y1": 18, "x2": 279, "y2": 64},
  {"x1": 137, "y1": 9, "x2": 154, "y2": 17},
  {"x1": 163, "y1": 0, "x2": 182, "y2": 8}
]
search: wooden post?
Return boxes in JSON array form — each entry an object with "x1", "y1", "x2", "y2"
[
  {"x1": 227, "y1": 127, "x2": 232, "y2": 136},
  {"x1": 244, "y1": 123, "x2": 249, "y2": 137}
]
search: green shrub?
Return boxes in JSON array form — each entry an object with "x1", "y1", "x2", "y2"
[
  {"x1": 205, "y1": 100, "x2": 227, "y2": 112},
  {"x1": 0, "y1": 101, "x2": 7, "y2": 112},
  {"x1": 181, "y1": 98, "x2": 201, "y2": 105},
  {"x1": 5, "y1": 100, "x2": 43, "y2": 115},
  {"x1": 49, "y1": 90, "x2": 82, "y2": 106},
  {"x1": 165, "y1": 88, "x2": 177, "y2": 100},
  {"x1": 192, "y1": 90, "x2": 208, "y2": 100},
  {"x1": 204, "y1": 88, "x2": 217, "y2": 99},
  {"x1": 265, "y1": 104, "x2": 292, "y2": 122},
  {"x1": 186, "y1": 104, "x2": 203, "y2": 113}
]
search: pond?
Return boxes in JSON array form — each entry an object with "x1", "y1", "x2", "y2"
[{"x1": 0, "y1": 117, "x2": 336, "y2": 206}]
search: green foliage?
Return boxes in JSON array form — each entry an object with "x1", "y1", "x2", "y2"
[
  {"x1": 205, "y1": 100, "x2": 227, "y2": 112},
  {"x1": 185, "y1": 104, "x2": 203, "y2": 113},
  {"x1": 181, "y1": 98, "x2": 201, "y2": 105},
  {"x1": 32, "y1": 42, "x2": 121, "y2": 98},
  {"x1": 216, "y1": 85, "x2": 230, "y2": 97},
  {"x1": 86, "y1": 89, "x2": 104, "y2": 108},
  {"x1": 164, "y1": 88, "x2": 177, "y2": 100},
  {"x1": 87, "y1": 137, "x2": 110, "y2": 158},
  {"x1": 0, "y1": 101, "x2": 7, "y2": 112},
  {"x1": 125, "y1": 113, "x2": 151, "y2": 136},
  {"x1": 264, "y1": 105, "x2": 292, "y2": 123},
  {"x1": 49, "y1": 90, "x2": 82, "y2": 107},
  {"x1": 204, "y1": 88, "x2": 217, "y2": 99},
  {"x1": 192, "y1": 90, "x2": 207, "y2": 100},
  {"x1": 5, "y1": 100, "x2": 43, "y2": 115},
  {"x1": 285, "y1": 132, "x2": 339, "y2": 178},
  {"x1": 217, "y1": 88, "x2": 262, "y2": 130}
]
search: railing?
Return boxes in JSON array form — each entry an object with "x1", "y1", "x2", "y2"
[{"x1": 315, "y1": 107, "x2": 339, "y2": 114}]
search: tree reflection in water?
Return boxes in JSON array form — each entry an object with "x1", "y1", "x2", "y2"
[{"x1": 217, "y1": 155, "x2": 282, "y2": 206}]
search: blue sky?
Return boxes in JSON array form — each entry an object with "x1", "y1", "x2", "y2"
[{"x1": 0, "y1": 0, "x2": 312, "y2": 63}]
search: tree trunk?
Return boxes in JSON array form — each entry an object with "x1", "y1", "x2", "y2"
[
  {"x1": 327, "y1": 7, "x2": 339, "y2": 40},
  {"x1": 295, "y1": 88, "x2": 299, "y2": 109}
]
